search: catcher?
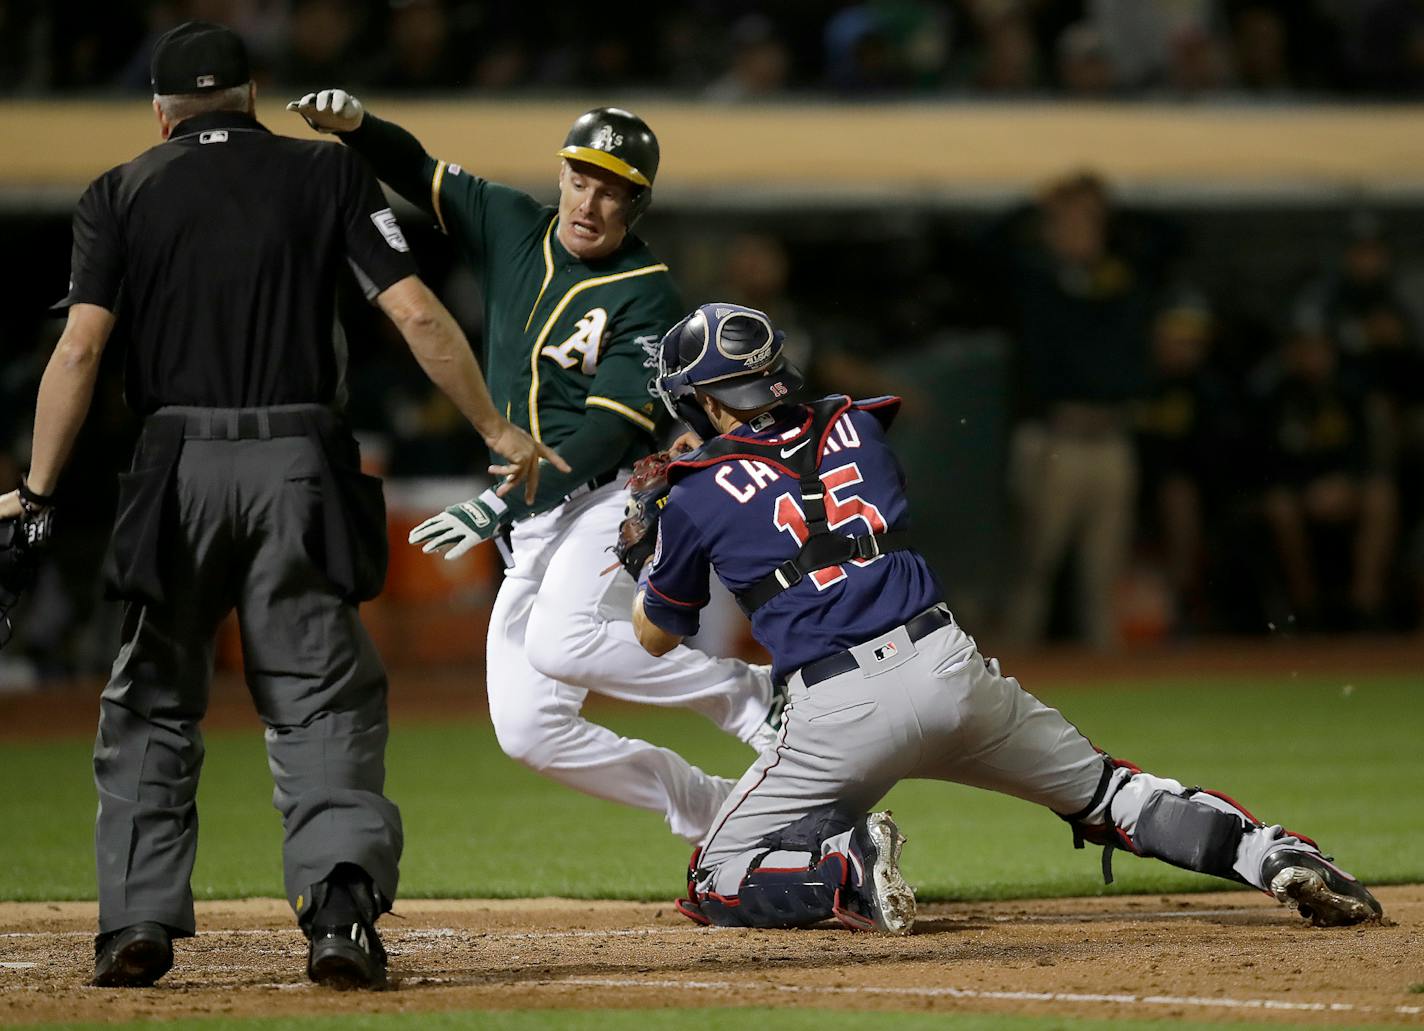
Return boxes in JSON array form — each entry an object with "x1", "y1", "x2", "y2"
[{"x1": 622, "y1": 301, "x2": 1383, "y2": 935}]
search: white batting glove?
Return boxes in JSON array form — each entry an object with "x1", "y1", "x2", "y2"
[
  {"x1": 408, "y1": 489, "x2": 508, "y2": 561},
  {"x1": 286, "y1": 89, "x2": 365, "y2": 134}
]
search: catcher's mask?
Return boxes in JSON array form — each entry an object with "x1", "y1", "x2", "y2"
[
  {"x1": 557, "y1": 107, "x2": 659, "y2": 226},
  {"x1": 656, "y1": 302, "x2": 805, "y2": 422}
]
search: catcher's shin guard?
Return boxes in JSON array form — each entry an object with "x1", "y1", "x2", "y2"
[
  {"x1": 1131, "y1": 788, "x2": 1252, "y2": 885},
  {"x1": 695, "y1": 852, "x2": 851, "y2": 929},
  {"x1": 1061, "y1": 757, "x2": 1257, "y2": 886}
]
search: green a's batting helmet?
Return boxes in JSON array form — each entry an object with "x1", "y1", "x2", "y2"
[{"x1": 557, "y1": 107, "x2": 659, "y2": 224}]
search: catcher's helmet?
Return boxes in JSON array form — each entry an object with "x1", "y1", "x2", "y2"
[
  {"x1": 657, "y1": 303, "x2": 806, "y2": 417},
  {"x1": 557, "y1": 107, "x2": 659, "y2": 225}
]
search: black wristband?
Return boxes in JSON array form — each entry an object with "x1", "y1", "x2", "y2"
[{"x1": 18, "y1": 478, "x2": 55, "y2": 507}]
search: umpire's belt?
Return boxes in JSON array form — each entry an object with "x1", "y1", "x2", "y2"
[
  {"x1": 153, "y1": 402, "x2": 334, "y2": 440},
  {"x1": 792, "y1": 604, "x2": 953, "y2": 689}
]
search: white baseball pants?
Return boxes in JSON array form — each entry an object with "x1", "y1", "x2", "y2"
[{"x1": 486, "y1": 481, "x2": 773, "y2": 842}]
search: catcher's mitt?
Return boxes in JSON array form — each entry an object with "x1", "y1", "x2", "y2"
[
  {"x1": 611, "y1": 448, "x2": 684, "y2": 581},
  {"x1": 0, "y1": 510, "x2": 53, "y2": 651}
]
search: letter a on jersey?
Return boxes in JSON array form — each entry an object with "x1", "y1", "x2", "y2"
[{"x1": 542, "y1": 307, "x2": 608, "y2": 375}]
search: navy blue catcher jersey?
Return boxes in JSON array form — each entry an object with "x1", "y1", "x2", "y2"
[{"x1": 640, "y1": 396, "x2": 943, "y2": 680}]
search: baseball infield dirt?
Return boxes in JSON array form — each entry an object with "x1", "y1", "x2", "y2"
[{"x1": 2, "y1": 888, "x2": 1420, "y2": 1027}]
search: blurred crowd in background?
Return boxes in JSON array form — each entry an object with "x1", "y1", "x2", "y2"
[
  {"x1": 6, "y1": 1, "x2": 1424, "y2": 682},
  {"x1": 9, "y1": 0, "x2": 1424, "y2": 100},
  {"x1": 6, "y1": 176, "x2": 1424, "y2": 681}
]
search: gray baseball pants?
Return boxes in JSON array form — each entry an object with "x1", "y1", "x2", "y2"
[
  {"x1": 698, "y1": 612, "x2": 1292, "y2": 899},
  {"x1": 94, "y1": 434, "x2": 402, "y2": 936}
]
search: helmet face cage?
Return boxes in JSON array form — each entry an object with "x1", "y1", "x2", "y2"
[{"x1": 655, "y1": 316, "x2": 695, "y2": 421}]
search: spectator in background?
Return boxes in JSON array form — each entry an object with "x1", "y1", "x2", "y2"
[
  {"x1": 369, "y1": 0, "x2": 463, "y2": 91},
  {"x1": 1087, "y1": 0, "x2": 1221, "y2": 89},
  {"x1": 1298, "y1": 212, "x2": 1424, "y2": 628},
  {"x1": 1135, "y1": 292, "x2": 1237, "y2": 633},
  {"x1": 1256, "y1": 322, "x2": 1397, "y2": 629},
  {"x1": 825, "y1": 3, "x2": 909, "y2": 94},
  {"x1": 1230, "y1": 3, "x2": 1294, "y2": 94},
  {"x1": 275, "y1": 0, "x2": 364, "y2": 86},
  {"x1": 705, "y1": 14, "x2": 791, "y2": 102},
  {"x1": 989, "y1": 172, "x2": 1175, "y2": 649},
  {"x1": 1162, "y1": 22, "x2": 1235, "y2": 98},
  {"x1": 969, "y1": 0, "x2": 1040, "y2": 94},
  {"x1": 1056, "y1": 21, "x2": 1118, "y2": 97}
]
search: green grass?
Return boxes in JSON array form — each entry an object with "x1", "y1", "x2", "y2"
[
  {"x1": 26, "y1": 1009, "x2": 1413, "y2": 1031},
  {"x1": 6, "y1": 673, "x2": 1422, "y2": 902}
]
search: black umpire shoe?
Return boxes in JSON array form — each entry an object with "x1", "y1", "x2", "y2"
[
  {"x1": 302, "y1": 864, "x2": 389, "y2": 990},
  {"x1": 92, "y1": 922, "x2": 173, "y2": 987},
  {"x1": 836, "y1": 811, "x2": 916, "y2": 935},
  {"x1": 1262, "y1": 848, "x2": 1384, "y2": 927},
  {"x1": 307, "y1": 920, "x2": 388, "y2": 990}
]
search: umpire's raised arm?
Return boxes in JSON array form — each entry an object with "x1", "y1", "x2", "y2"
[{"x1": 373, "y1": 275, "x2": 568, "y2": 501}]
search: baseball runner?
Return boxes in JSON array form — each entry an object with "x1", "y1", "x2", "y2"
[
  {"x1": 288, "y1": 91, "x2": 780, "y2": 842},
  {"x1": 623, "y1": 301, "x2": 1384, "y2": 934}
]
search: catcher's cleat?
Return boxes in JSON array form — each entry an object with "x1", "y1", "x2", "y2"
[
  {"x1": 91, "y1": 922, "x2": 173, "y2": 987},
  {"x1": 1262, "y1": 848, "x2": 1383, "y2": 927},
  {"x1": 837, "y1": 811, "x2": 915, "y2": 935}
]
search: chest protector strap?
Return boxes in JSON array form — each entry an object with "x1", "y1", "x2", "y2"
[{"x1": 671, "y1": 396, "x2": 912, "y2": 616}]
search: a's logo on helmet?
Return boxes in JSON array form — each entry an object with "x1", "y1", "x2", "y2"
[{"x1": 590, "y1": 124, "x2": 624, "y2": 151}]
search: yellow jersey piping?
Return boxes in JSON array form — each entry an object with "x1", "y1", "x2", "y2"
[
  {"x1": 524, "y1": 218, "x2": 558, "y2": 333},
  {"x1": 587, "y1": 395, "x2": 656, "y2": 433},
  {"x1": 430, "y1": 160, "x2": 448, "y2": 233},
  {"x1": 527, "y1": 262, "x2": 669, "y2": 441}
]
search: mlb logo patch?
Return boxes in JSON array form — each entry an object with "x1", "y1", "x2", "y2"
[{"x1": 873, "y1": 640, "x2": 898, "y2": 662}]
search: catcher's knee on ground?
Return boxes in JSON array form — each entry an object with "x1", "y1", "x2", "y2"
[
  {"x1": 1059, "y1": 756, "x2": 1297, "y2": 890},
  {"x1": 680, "y1": 806, "x2": 863, "y2": 929}
]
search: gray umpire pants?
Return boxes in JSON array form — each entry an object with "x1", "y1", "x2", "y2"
[
  {"x1": 94, "y1": 432, "x2": 402, "y2": 936},
  {"x1": 697, "y1": 613, "x2": 1105, "y2": 896}
]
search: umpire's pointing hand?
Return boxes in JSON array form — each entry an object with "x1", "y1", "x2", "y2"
[
  {"x1": 287, "y1": 89, "x2": 365, "y2": 134},
  {"x1": 486, "y1": 421, "x2": 570, "y2": 504}
]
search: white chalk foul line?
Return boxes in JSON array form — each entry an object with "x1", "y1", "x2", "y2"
[
  {"x1": 0, "y1": 907, "x2": 1272, "y2": 941},
  {"x1": 555, "y1": 977, "x2": 1424, "y2": 1019}
]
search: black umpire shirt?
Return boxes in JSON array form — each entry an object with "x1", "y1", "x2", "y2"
[{"x1": 58, "y1": 110, "x2": 416, "y2": 414}]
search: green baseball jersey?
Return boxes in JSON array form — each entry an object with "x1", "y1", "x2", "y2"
[{"x1": 423, "y1": 155, "x2": 681, "y2": 461}]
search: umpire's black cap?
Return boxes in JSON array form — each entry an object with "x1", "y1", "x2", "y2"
[{"x1": 151, "y1": 21, "x2": 250, "y2": 95}]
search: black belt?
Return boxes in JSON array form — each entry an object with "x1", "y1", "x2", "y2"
[
  {"x1": 148, "y1": 404, "x2": 334, "y2": 440},
  {"x1": 569, "y1": 465, "x2": 623, "y2": 500},
  {"x1": 792, "y1": 604, "x2": 953, "y2": 689}
]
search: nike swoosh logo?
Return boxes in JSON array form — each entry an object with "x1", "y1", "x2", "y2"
[{"x1": 780, "y1": 440, "x2": 810, "y2": 458}]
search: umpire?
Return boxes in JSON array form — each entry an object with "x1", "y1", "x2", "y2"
[{"x1": 0, "y1": 22, "x2": 562, "y2": 990}]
